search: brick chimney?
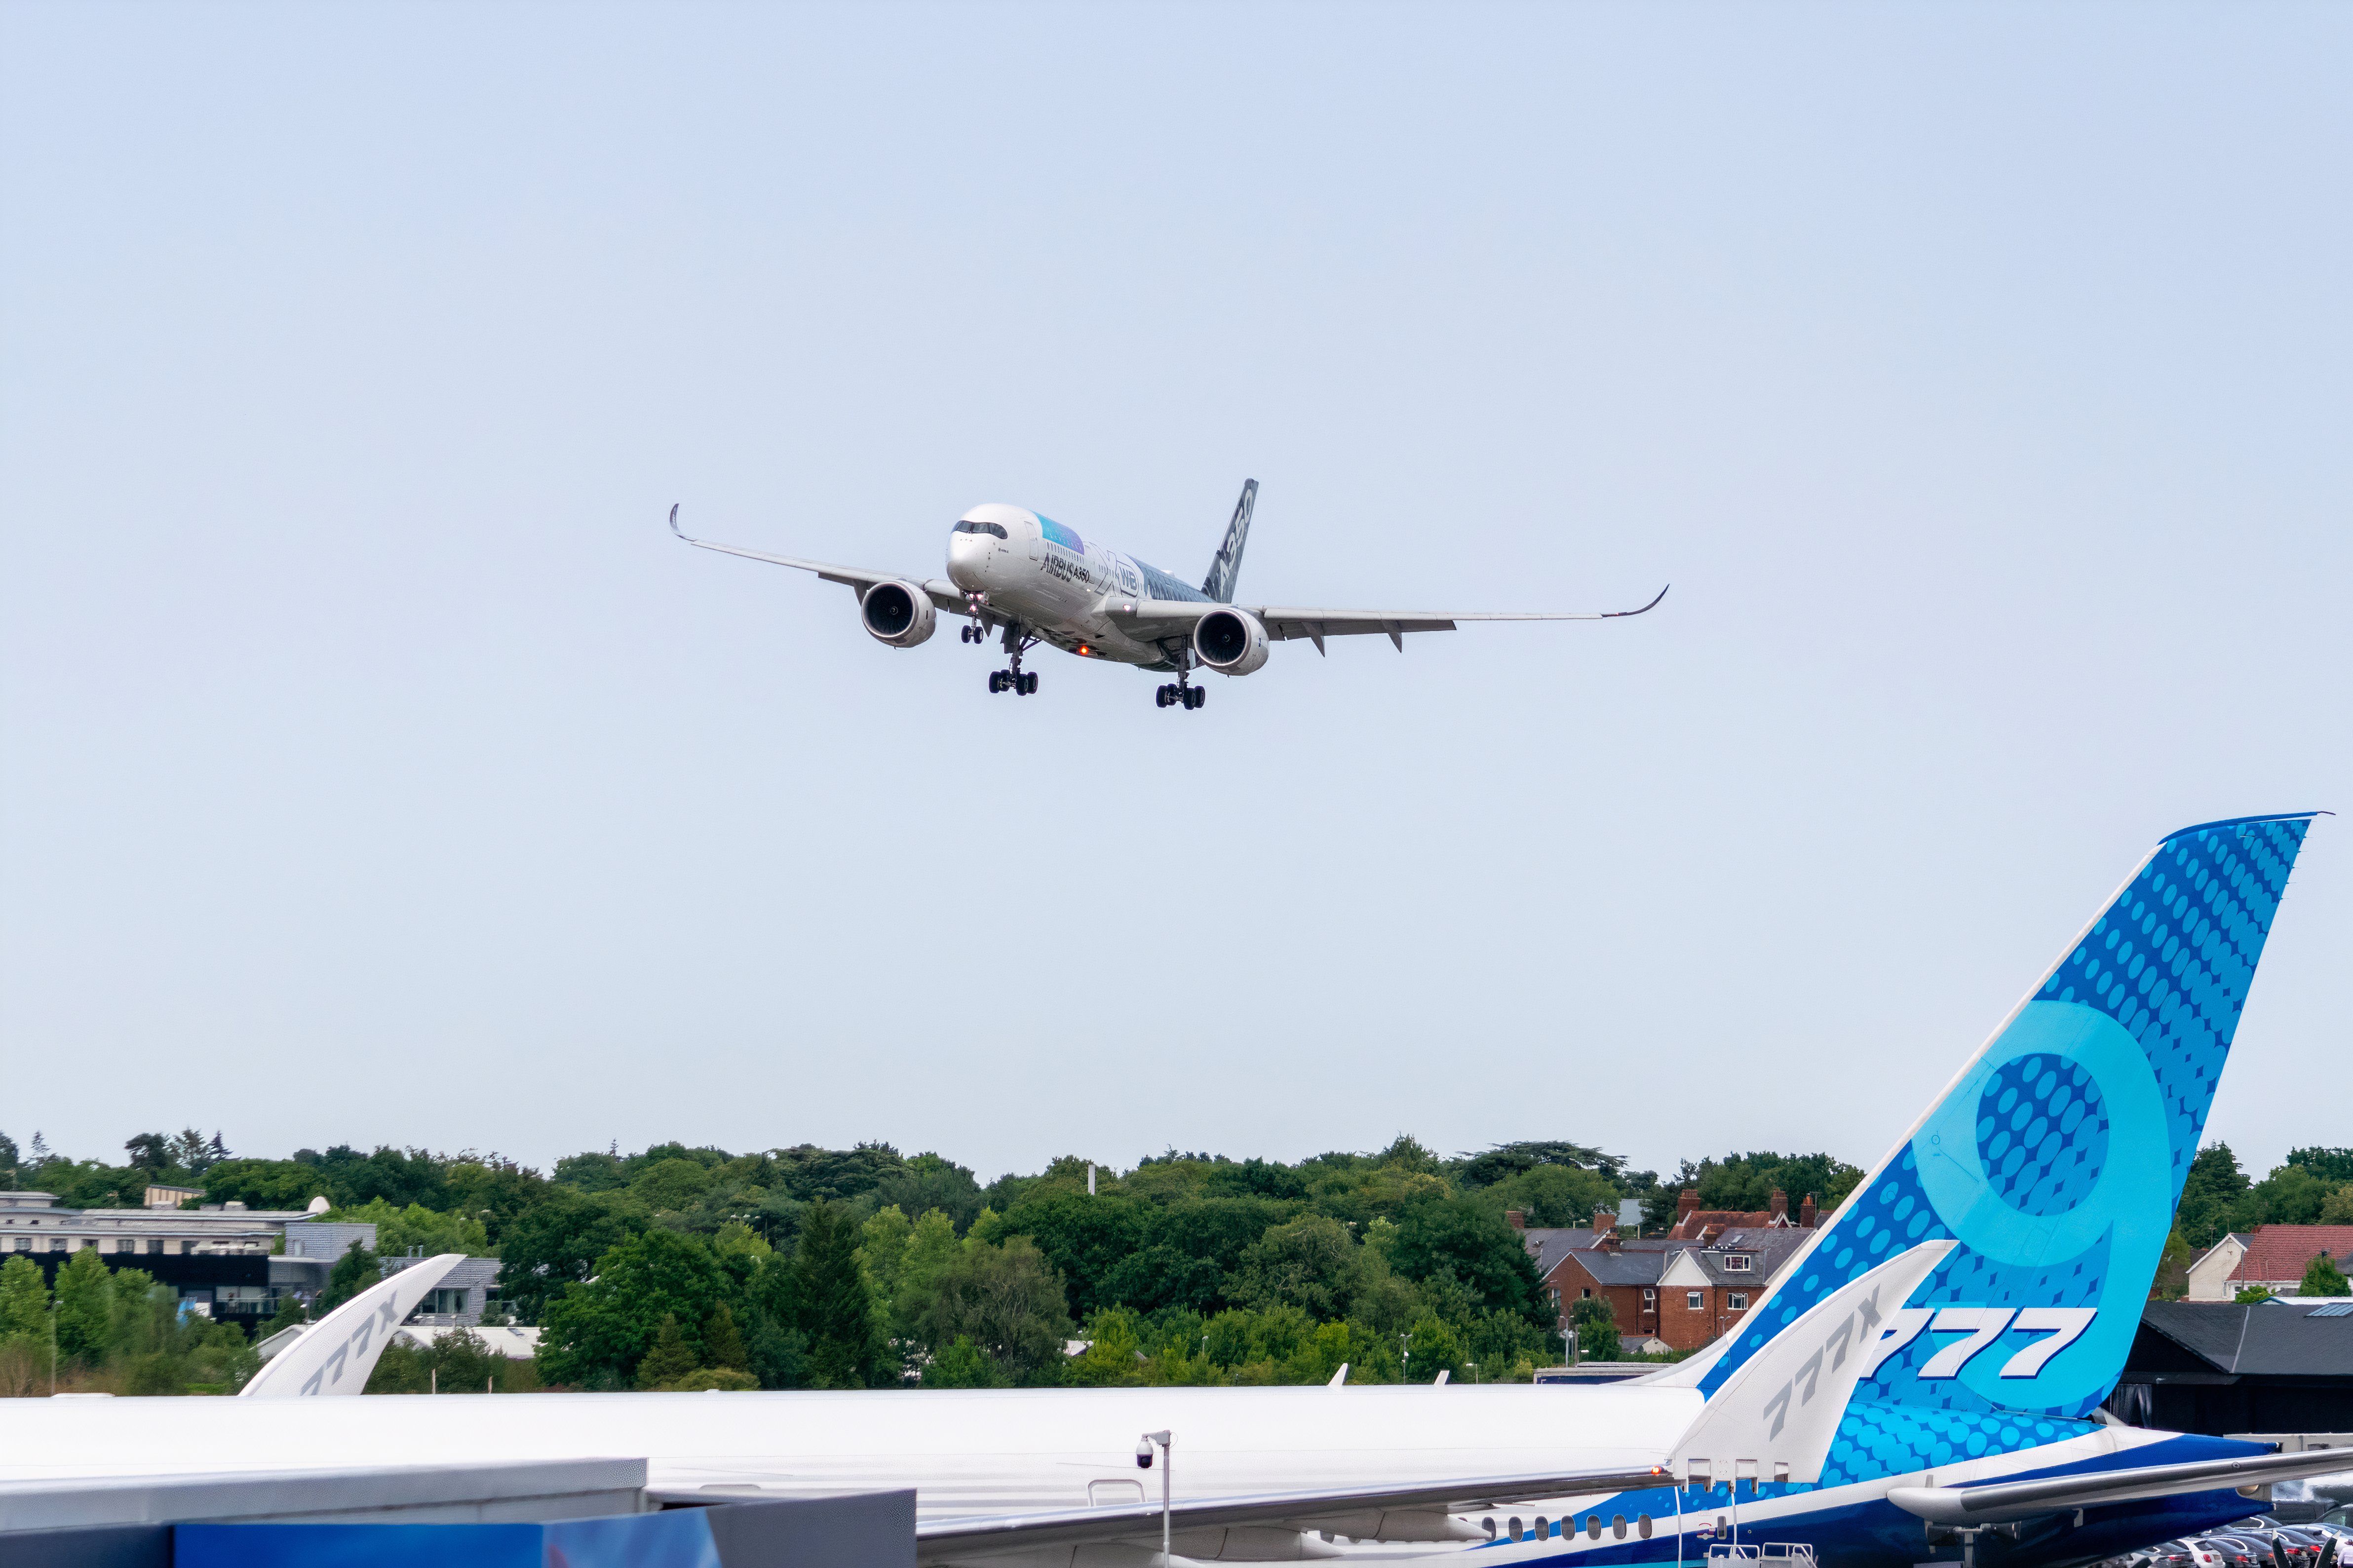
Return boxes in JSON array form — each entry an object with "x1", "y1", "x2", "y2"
[
  {"x1": 1769, "y1": 1188, "x2": 1789, "y2": 1225},
  {"x1": 1592, "y1": 1204, "x2": 1620, "y2": 1250},
  {"x1": 1505, "y1": 1209, "x2": 1526, "y2": 1230},
  {"x1": 1799, "y1": 1192, "x2": 1818, "y2": 1228},
  {"x1": 1677, "y1": 1189, "x2": 1700, "y2": 1225}
]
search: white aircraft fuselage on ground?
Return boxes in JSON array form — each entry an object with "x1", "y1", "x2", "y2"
[{"x1": 668, "y1": 482, "x2": 1667, "y2": 708}]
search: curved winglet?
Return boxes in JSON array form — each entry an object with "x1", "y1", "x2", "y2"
[
  {"x1": 667, "y1": 503, "x2": 695, "y2": 543},
  {"x1": 1605, "y1": 584, "x2": 1670, "y2": 618}
]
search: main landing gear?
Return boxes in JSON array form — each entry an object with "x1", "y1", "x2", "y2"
[
  {"x1": 1155, "y1": 680, "x2": 1204, "y2": 711},
  {"x1": 989, "y1": 622, "x2": 1039, "y2": 696}
]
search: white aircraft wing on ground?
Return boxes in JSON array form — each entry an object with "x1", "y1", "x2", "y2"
[
  {"x1": 669, "y1": 507, "x2": 968, "y2": 615},
  {"x1": 1105, "y1": 586, "x2": 1669, "y2": 652},
  {"x1": 897, "y1": 1464, "x2": 1671, "y2": 1564}
]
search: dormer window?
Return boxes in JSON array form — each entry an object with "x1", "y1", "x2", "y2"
[{"x1": 1723, "y1": 1253, "x2": 1753, "y2": 1272}]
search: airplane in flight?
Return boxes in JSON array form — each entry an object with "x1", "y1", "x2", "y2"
[
  {"x1": 6, "y1": 813, "x2": 2338, "y2": 1568},
  {"x1": 666, "y1": 482, "x2": 1668, "y2": 709}
]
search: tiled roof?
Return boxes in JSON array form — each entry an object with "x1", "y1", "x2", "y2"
[
  {"x1": 1543, "y1": 1228, "x2": 1815, "y2": 1289},
  {"x1": 2226, "y1": 1225, "x2": 2353, "y2": 1285},
  {"x1": 2140, "y1": 1301, "x2": 2353, "y2": 1377}
]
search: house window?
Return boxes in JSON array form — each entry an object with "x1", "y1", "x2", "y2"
[
  {"x1": 148, "y1": 1238, "x2": 164, "y2": 1254},
  {"x1": 1724, "y1": 1254, "x2": 1753, "y2": 1272},
  {"x1": 1581, "y1": 1288, "x2": 1592, "y2": 1299},
  {"x1": 1642, "y1": 1288, "x2": 1657, "y2": 1305},
  {"x1": 1729, "y1": 1292, "x2": 1749, "y2": 1310},
  {"x1": 1686, "y1": 1291, "x2": 1703, "y2": 1310}
]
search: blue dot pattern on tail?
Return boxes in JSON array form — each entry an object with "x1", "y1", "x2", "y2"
[
  {"x1": 1977, "y1": 1054, "x2": 2108, "y2": 1216},
  {"x1": 1690, "y1": 813, "x2": 2318, "y2": 1479}
]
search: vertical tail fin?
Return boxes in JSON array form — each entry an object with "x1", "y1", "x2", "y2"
[
  {"x1": 1677, "y1": 813, "x2": 2321, "y2": 1457},
  {"x1": 1200, "y1": 479, "x2": 1256, "y2": 603}
]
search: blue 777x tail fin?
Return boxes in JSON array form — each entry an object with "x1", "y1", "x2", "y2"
[{"x1": 1674, "y1": 813, "x2": 2321, "y2": 1460}]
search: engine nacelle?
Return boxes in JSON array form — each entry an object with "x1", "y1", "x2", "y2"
[
  {"x1": 1193, "y1": 607, "x2": 1269, "y2": 676},
  {"x1": 860, "y1": 580, "x2": 936, "y2": 648}
]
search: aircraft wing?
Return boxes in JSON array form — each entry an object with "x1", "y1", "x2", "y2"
[
  {"x1": 909, "y1": 1464, "x2": 1669, "y2": 1563},
  {"x1": 668, "y1": 508, "x2": 968, "y2": 616},
  {"x1": 1105, "y1": 587, "x2": 1667, "y2": 652},
  {"x1": 1889, "y1": 1445, "x2": 2353, "y2": 1526}
]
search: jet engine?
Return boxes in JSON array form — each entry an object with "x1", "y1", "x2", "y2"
[
  {"x1": 860, "y1": 581, "x2": 936, "y2": 648},
  {"x1": 1193, "y1": 607, "x2": 1269, "y2": 676}
]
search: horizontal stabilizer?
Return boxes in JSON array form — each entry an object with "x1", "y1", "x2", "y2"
[{"x1": 1890, "y1": 1444, "x2": 2353, "y2": 1525}]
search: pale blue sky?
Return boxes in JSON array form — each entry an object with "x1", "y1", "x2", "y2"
[{"x1": 2, "y1": 3, "x2": 2346, "y2": 1186}]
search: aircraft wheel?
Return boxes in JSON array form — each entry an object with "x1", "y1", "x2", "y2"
[
  {"x1": 1022, "y1": 673, "x2": 1039, "y2": 695},
  {"x1": 1154, "y1": 686, "x2": 1168, "y2": 708},
  {"x1": 987, "y1": 671, "x2": 1003, "y2": 693}
]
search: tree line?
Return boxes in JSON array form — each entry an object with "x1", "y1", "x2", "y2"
[{"x1": 2, "y1": 1129, "x2": 1882, "y2": 1393}]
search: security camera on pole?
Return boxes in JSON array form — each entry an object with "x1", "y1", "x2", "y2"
[{"x1": 1136, "y1": 1429, "x2": 1173, "y2": 1566}]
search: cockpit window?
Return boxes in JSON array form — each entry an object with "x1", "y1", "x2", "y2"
[{"x1": 952, "y1": 520, "x2": 1008, "y2": 538}]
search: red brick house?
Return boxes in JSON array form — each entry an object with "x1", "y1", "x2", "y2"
[
  {"x1": 1516, "y1": 1189, "x2": 1822, "y2": 1354},
  {"x1": 2186, "y1": 1225, "x2": 2353, "y2": 1300}
]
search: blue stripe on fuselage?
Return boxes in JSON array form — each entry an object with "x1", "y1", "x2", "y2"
[{"x1": 1477, "y1": 1434, "x2": 2269, "y2": 1568}]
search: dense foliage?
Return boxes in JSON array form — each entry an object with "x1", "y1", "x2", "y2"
[
  {"x1": 0, "y1": 1252, "x2": 256, "y2": 1396},
  {"x1": 11, "y1": 1125, "x2": 2342, "y2": 1391}
]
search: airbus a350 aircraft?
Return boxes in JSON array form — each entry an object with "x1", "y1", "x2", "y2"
[
  {"x1": 667, "y1": 482, "x2": 1667, "y2": 708},
  {"x1": 5, "y1": 813, "x2": 2338, "y2": 1568}
]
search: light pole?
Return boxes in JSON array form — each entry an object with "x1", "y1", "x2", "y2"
[{"x1": 1136, "y1": 1430, "x2": 1173, "y2": 1566}]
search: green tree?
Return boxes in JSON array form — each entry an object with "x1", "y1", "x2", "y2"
[
  {"x1": 316, "y1": 1239, "x2": 382, "y2": 1316},
  {"x1": 875, "y1": 1154, "x2": 986, "y2": 1234},
  {"x1": 53, "y1": 1248, "x2": 115, "y2": 1360},
  {"x1": 2322, "y1": 1187, "x2": 2353, "y2": 1225},
  {"x1": 795, "y1": 1200, "x2": 886, "y2": 1388},
  {"x1": 202, "y1": 1158, "x2": 332, "y2": 1212},
  {"x1": 1402, "y1": 1312, "x2": 1464, "y2": 1381},
  {"x1": 741, "y1": 1254, "x2": 809, "y2": 1390},
  {"x1": 0, "y1": 1255, "x2": 48, "y2": 1339},
  {"x1": 498, "y1": 1187, "x2": 641, "y2": 1324},
  {"x1": 2235, "y1": 1286, "x2": 2275, "y2": 1303},
  {"x1": 921, "y1": 1335, "x2": 1010, "y2": 1388},
  {"x1": 2151, "y1": 1229, "x2": 2193, "y2": 1301},
  {"x1": 1483, "y1": 1164, "x2": 1622, "y2": 1229},
  {"x1": 920, "y1": 1237, "x2": 1074, "y2": 1386},
  {"x1": 1226, "y1": 1215, "x2": 1367, "y2": 1318},
  {"x1": 536, "y1": 1229, "x2": 733, "y2": 1388},
  {"x1": 704, "y1": 1303, "x2": 747, "y2": 1370},
  {"x1": 1572, "y1": 1295, "x2": 1619, "y2": 1360},
  {"x1": 323, "y1": 1199, "x2": 490, "y2": 1259},
  {"x1": 2301, "y1": 1252, "x2": 2351, "y2": 1298},
  {"x1": 635, "y1": 1313, "x2": 701, "y2": 1389},
  {"x1": 1644, "y1": 1152, "x2": 1863, "y2": 1230},
  {"x1": 1387, "y1": 1194, "x2": 1549, "y2": 1329},
  {"x1": 2250, "y1": 1164, "x2": 2337, "y2": 1226},
  {"x1": 2175, "y1": 1144, "x2": 2254, "y2": 1249},
  {"x1": 885, "y1": 1209, "x2": 963, "y2": 1346},
  {"x1": 2284, "y1": 1148, "x2": 2353, "y2": 1185}
]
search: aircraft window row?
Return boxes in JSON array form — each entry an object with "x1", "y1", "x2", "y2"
[
  {"x1": 953, "y1": 521, "x2": 1008, "y2": 538},
  {"x1": 1482, "y1": 1514, "x2": 1652, "y2": 1543}
]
